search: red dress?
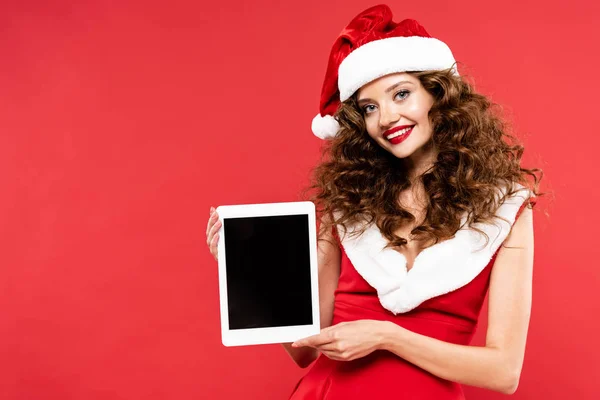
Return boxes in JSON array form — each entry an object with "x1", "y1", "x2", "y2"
[{"x1": 289, "y1": 188, "x2": 534, "y2": 400}]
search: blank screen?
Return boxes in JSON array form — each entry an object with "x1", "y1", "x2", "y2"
[{"x1": 223, "y1": 214, "x2": 313, "y2": 330}]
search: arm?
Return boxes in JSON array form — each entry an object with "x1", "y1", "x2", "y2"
[
  {"x1": 380, "y1": 206, "x2": 534, "y2": 394},
  {"x1": 294, "y1": 206, "x2": 534, "y2": 393},
  {"x1": 282, "y1": 213, "x2": 341, "y2": 368}
]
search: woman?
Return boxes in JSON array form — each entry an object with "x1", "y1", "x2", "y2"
[{"x1": 206, "y1": 4, "x2": 543, "y2": 399}]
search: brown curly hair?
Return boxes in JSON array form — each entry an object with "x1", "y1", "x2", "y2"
[{"x1": 301, "y1": 67, "x2": 545, "y2": 249}]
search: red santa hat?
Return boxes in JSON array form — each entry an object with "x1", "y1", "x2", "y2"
[{"x1": 312, "y1": 4, "x2": 459, "y2": 139}]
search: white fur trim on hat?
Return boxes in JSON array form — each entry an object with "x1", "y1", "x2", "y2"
[
  {"x1": 311, "y1": 113, "x2": 340, "y2": 139},
  {"x1": 338, "y1": 36, "x2": 458, "y2": 101}
]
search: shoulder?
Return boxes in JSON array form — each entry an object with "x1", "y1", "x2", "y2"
[
  {"x1": 502, "y1": 205, "x2": 534, "y2": 249},
  {"x1": 498, "y1": 181, "x2": 536, "y2": 247}
]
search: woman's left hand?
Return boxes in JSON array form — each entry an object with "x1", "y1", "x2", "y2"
[{"x1": 292, "y1": 320, "x2": 394, "y2": 362}]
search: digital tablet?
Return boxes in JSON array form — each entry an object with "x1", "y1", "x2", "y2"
[{"x1": 215, "y1": 201, "x2": 320, "y2": 347}]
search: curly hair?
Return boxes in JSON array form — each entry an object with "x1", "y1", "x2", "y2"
[{"x1": 301, "y1": 67, "x2": 545, "y2": 249}]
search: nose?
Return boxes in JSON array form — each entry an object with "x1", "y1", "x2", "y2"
[{"x1": 379, "y1": 104, "x2": 400, "y2": 129}]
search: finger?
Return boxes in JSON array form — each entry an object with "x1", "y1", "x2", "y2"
[
  {"x1": 320, "y1": 346, "x2": 356, "y2": 362},
  {"x1": 314, "y1": 342, "x2": 340, "y2": 352},
  {"x1": 210, "y1": 232, "x2": 219, "y2": 253},
  {"x1": 206, "y1": 219, "x2": 222, "y2": 246},
  {"x1": 291, "y1": 337, "x2": 314, "y2": 348},
  {"x1": 293, "y1": 333, "x2": 332, "y2": 348},
  {"x1": 294, "y1": 333, "x2": 325, "y2": 347},
  {"x1": 320, "y1": 350, "x2": 345, "y2": 361},
  {"x1": 210, "y1": 233, "x2": 220, "y2": 259},
  {"x1": 205, "y1": 210, "x2": 220, "y2": 237},
  {"x1": 206, "y1": 216, "x2": 222, "y2": 243}
]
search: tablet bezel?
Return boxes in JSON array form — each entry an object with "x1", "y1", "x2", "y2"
[{"x1": 216, "y1": 201, "x2": 320, "y2": 347}]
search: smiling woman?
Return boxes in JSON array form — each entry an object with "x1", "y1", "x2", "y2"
[
  {"x1": 287, "y1": 3, "x2": 544, "y2": 399},
  {"x1": 206, "y1": 3, "x2": 546, "y2": 399}
]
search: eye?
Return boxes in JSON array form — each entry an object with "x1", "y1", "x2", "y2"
[
  {"x1": 362, "y1": 104, "x2": 377, "y2": 115},
  {"x1": 395, "y1": 90, "x2": 410, "y2": 101}
]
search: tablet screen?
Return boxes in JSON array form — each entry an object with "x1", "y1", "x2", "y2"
[{"x1": 223, "y1": 214, "x2": 313, "y2": 330}]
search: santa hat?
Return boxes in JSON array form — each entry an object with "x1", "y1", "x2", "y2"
[{"x1": 311, "y1": 4, "x2": 459, "y2": 139}]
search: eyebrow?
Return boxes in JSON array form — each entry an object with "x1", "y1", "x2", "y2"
[{"x1": 357, "y1": 80, "x2": 414, "y2": 104}]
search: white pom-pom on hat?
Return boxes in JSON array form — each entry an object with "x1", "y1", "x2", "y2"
[{"x1": 311, "y1": 114, "x2": 340, "y2": 139}]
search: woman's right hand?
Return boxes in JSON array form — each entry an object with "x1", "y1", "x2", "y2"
[{"x1": 206, "y1": 206, "x2": 221, "y2": 261}]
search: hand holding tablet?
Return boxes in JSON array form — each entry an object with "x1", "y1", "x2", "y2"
[{"x1": 208, "y1": 201, "x2": 320, "y2": 347}]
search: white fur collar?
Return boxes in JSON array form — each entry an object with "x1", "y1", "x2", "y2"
[{"x1": 337, "y1": 184, "x2": 531, "y2": 314}]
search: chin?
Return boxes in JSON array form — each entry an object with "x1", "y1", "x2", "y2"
[
  {"x1": 389, "y1": 148, "x2": 415, "y2": 159},
  {"x1": 392, "y1": 137, "x2": 432, "y2": 159},
  {"x1": 383, "y1": 141, "x2": 419, "y2": 159}
]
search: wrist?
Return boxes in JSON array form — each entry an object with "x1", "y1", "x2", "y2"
[{"x1": 376, "y1": 320, "x2": 403, "y2": 351}]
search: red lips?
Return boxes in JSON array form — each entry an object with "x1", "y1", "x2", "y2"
[{"x1": 383, "y1": 124, "x2": 415, "y2": 138}]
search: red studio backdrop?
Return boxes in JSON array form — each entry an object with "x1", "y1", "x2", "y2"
[{"x1": 2, "y1": 0, "x2": 599, "y2": 399}]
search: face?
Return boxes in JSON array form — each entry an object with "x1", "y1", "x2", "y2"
[{"x1": 356, "y1": 72, "x2": 435, "y2": 161}]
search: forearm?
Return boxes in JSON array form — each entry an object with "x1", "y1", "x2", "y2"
[
  {"x1": 282, "y1": 343, "x2": 319, "y2": 368},
  {"x1": 380, "y1": 322, "x2": 519, "y2": 394}
]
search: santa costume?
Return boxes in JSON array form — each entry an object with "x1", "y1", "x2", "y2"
[{"x1": 290, "y1": 4, "x2": 534, "y2": 399}]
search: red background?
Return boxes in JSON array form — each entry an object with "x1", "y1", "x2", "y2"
[{"x1": 2, "y1": 0, "x2": 599, "y2": 399}]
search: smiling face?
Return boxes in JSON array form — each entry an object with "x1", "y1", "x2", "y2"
[{"x1": 356, "y1": 72, "x2": 435, "y2": 162}]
